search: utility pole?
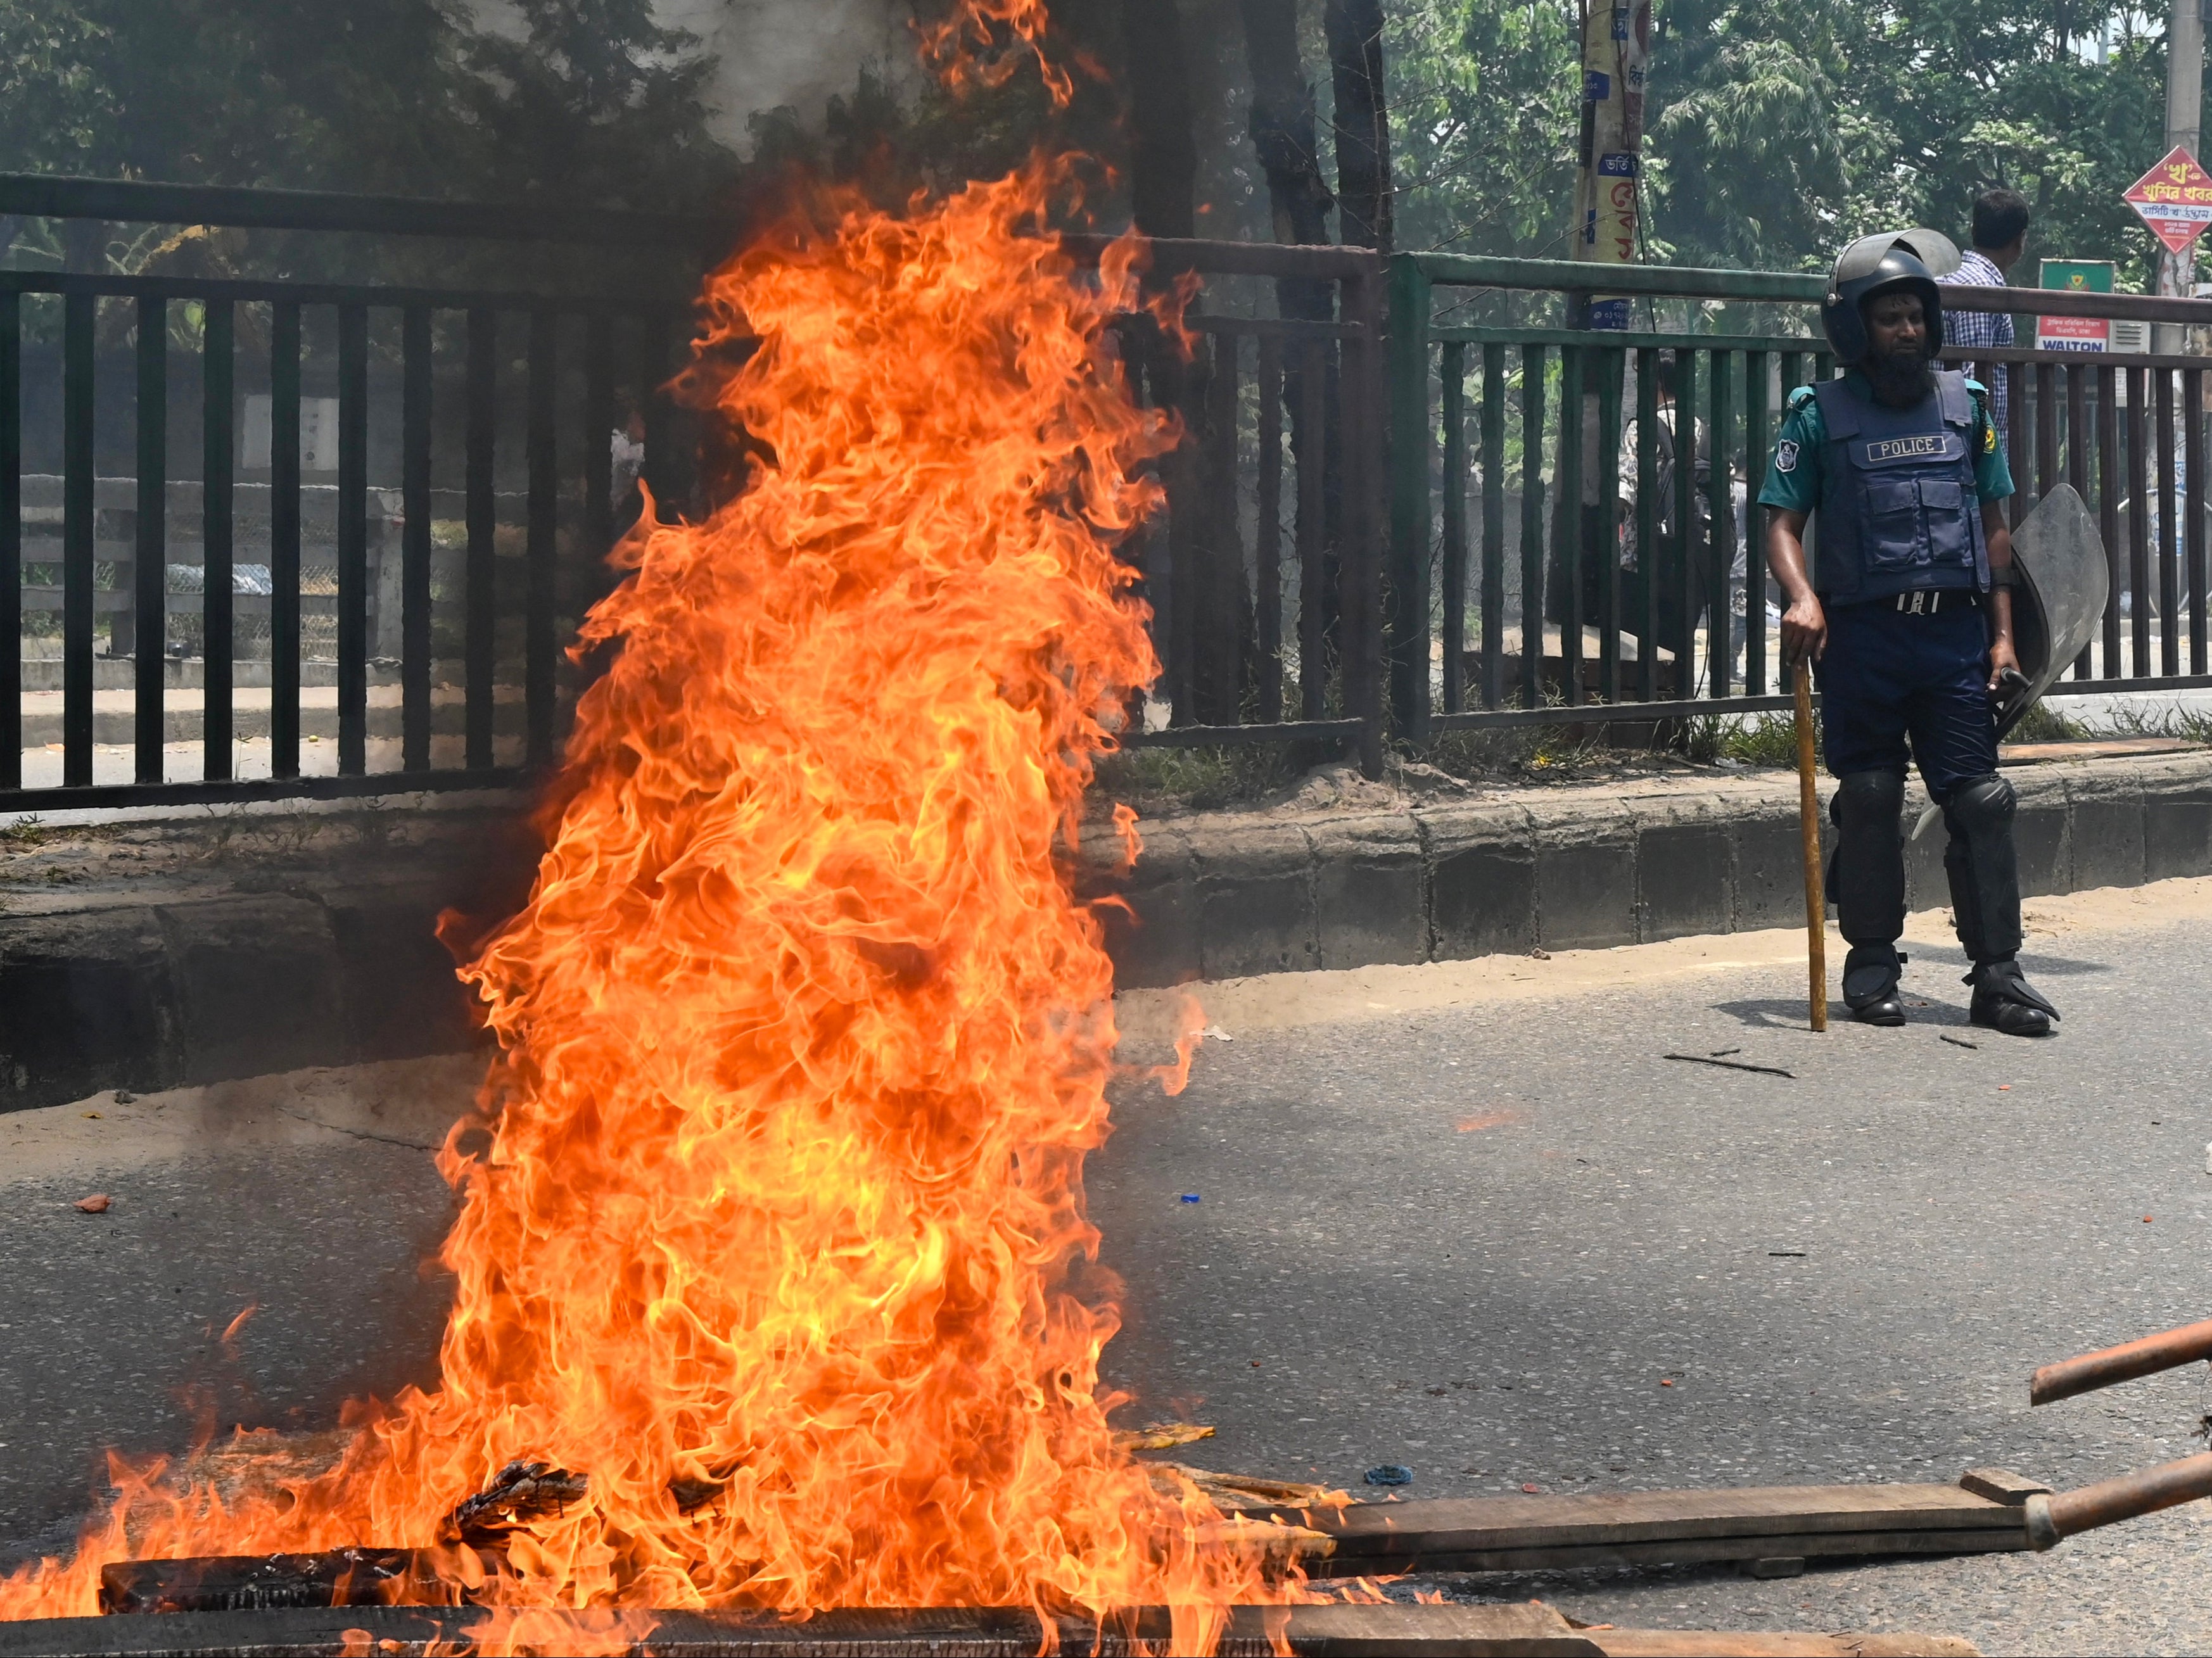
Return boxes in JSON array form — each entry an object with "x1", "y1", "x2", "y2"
[{"x1": 2158, "y1": 0, "x2": 2204, "y2": 352}]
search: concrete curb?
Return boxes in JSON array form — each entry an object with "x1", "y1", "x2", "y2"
[
  {"x1": 0, "y1": 806, "x2": 533, "y2": 1113},
  {"x1": 3, "y1": 752, "x2": 2201, "y2": 1109},
  {"x1": 0, "y1": 884, "x2": 486, "y2": 1112},
  {"x1": 1086, "y1": 752, "x2": 2212, "y2": 989}
]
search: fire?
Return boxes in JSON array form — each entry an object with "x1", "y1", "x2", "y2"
[{"x1": 0, "y1": 9, "x2": 1302, "y2": 1650}]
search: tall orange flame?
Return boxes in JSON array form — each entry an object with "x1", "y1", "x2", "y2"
[{"x1": 0, "y1": 44, "x2": 1294, "y2": 1657}]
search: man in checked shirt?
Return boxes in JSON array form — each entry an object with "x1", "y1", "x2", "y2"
[{"x1": 1937, "y1": 187, "x2": 2031, "y2": 448}]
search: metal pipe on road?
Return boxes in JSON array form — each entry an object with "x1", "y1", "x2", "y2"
[
  {"x1": 2030, "y1": 1316, "x2": 2212, "y2": 1405},
  {"x1": 2026, "y1": 1454, "x2": 2212, "y2": 1550}
]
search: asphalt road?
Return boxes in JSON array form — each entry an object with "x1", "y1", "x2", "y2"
[
  {"x1": 1091, "y1": 883, "x2": 2212, "y2": 1653},
  {"x1": 2, "y1": 887, "x2": 2209, "y2": 1650}
]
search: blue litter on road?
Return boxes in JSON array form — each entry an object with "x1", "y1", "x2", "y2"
[
  {"x1": 1178, "y1": 1194, "x2": 1202, "y2": 1204},
  {"x1": 1363, "y1": 1464, "x2": 1414, "y2": 1487}
]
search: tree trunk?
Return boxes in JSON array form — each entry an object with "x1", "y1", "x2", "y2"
[
  {"x1": 1236, "y1": 0, "x2": 1335, "y2": 272},
  {"x1": 1119, "y1": 0, "x2": 1231, "y2": 720},
  {"x1": 1236, "y1": 0, "x2": 1342, "y2": 714},
  {"x1": 1323, "y1": 0, "x2": 1394, "y2": 253},
  {"x1": 1121, "y1": 0, "x2": 1198, "y2": 240}
]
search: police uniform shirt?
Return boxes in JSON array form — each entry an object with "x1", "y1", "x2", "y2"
[{"x1": 1757, "y1": 369, "x2": 2014, "y2": 597}]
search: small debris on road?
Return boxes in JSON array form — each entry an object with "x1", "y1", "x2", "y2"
[
  {"x1": 1364, "y1": 1464, "x2": 1414, "y2": 1487},
  {"x1": 1521, "y1": 1482, "x2": 1542, "y2": 1493},
  {"x1": 1457, "y1": 1110, "x2": 1522, "y2": 1132},
  {"x1": 1709, "y1": 1047, "x2": 1743, "y2": 1057},
  {"x1": 80, "y1": 1111, "x2": 100, "y2": 1119},
  {"x1": 1529, "y1": 947, "x2": 1552, "y2": 960},
  {"x1": 1199, "y1": 1025, "x2": 1232, "y2": 1042},
  {"x1": 1940, "y1": 1034, "x2": 1979, "y2": 1049},
  {"x1": 1177, "y1": 1193, "x2": 1201, "y2": 1204},
  {"x1": 1113, "y1": 1422, "x2": 1214, "y2": 1452},
  {"x1": 73, "y1": 1194, "x2": 110, "y2": 1213},
  {"x1": 1768, "y1": 1250, "x2": 1808, "y2": 1258},
  {"x1": 112, "y1": 1089, "x2": 136, "y2": 1103},
  {"x1": 1660, "y1": 1378, "x2": 1675, "y2": 1387},
  {"x1": 1664, "y1": 1053, "x2": 1795, "y2": 1078}
]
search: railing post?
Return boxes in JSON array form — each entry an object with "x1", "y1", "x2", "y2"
[
  {"x1": 1387, "y1": 252, "x2": 1433, "y2": 740},
  {"x1": 134, "y1": 296, "x2": 167, "y2": 782},
  {"x1": 1345, "y1": 260, "x2": 1389, "y2": 778},
  {"x1": 270, "y1": 303, "x2": 303, "y2": 780},
  {"x1": 1440, "y1": 340, "x2": 1466, "y2": 716},
  {"x1": 62, "y1": 292, "x2": 94, "y2": 788},
  {"x1": 335, "y1": 302, "x2": 369, "y2": 776},
  {"x1": 526, "y1": 308, "x2": 560, "y2": 768},
  {"x1": 202, "y1": 300, "x2": 233, "y2": 780},
  {"x1": 0, "y1": 292, "x2": 17, "y2": 790},
  {"x1": 401, "y1": 305, "x2": 433, "y2": 772}
]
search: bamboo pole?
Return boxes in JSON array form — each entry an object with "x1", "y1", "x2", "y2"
[{"x1": 1793, "y1": 659, "x2": 1827, "y2": 1031}]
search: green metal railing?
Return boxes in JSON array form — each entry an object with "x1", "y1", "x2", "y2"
[{"x1": 1389, "y1": 250, "x2": 2212, "y2": 740}]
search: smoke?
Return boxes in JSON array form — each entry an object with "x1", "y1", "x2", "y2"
[{"x1": 662, "y1": 0, "x2": 924, "y2": 149}]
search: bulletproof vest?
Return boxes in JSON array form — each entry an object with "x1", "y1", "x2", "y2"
[{"x1": 1809, "y1": 370, "x2": 1990, "y2": 604}]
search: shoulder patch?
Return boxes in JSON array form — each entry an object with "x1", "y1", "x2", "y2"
[{"x1": 1776, "y1": 438, "x2": 1800, "y2": 472}]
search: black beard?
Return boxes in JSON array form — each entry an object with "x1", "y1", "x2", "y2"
[{"x1": 1864, "y1": 345, "x2": 1935, "y2": 407}]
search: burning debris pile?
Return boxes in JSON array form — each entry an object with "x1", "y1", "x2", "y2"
[{"x1": 0, "y1": 4, "x2": 1305, "y2": 1649}]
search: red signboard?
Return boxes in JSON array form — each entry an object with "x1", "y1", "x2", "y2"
[{"x1": 2125, "y1": 146, "x2": 2212, "y2": 254}]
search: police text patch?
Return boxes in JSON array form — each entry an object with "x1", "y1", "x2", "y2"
[
  {"x1": 1863, "y1": 434, "x2": 1947, "y2": 464},
  {"x1": 1775, "y1": 438, "x2": 1799, "y2": 472}
]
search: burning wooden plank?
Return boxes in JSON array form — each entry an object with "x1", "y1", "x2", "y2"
[
  {"x1": 97, "y1": 1549, "x2": 457, "y2": 1615},
  {"x1": 0, "y1": 1600, "x2": 1981, "y2": 1656}
]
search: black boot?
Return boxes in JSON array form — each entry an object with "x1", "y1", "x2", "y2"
[
  {"x1": 1967, "y1": 958, "x2": 2058, "y2": 1037},
  {"x1": 1843, "y1": 942, "x2": 1906, "y2": 1025},
  {"x1": 1831, "y1": 770, "x2": 1909, "y2": 1027}
]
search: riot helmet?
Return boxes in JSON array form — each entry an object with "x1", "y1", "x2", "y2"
[{"x1": 1820, "y1": 229, "x2": 1961, "y2": 365}]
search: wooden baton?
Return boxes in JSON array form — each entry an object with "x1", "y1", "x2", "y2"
[{"x1": 1793, "y1": 659, "x2": 1827, "y2": 1032}]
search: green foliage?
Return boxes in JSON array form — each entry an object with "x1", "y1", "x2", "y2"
[
  {"x1": 1681, "y1": 709, "x2": 1810, "y2": 767},
  {"x1": 1093, "y1": 742, "x2": 1307, "y2": 811},
  {"x1": 1376, "y1": 0, "x2": 1581, "y2": 267},
  {"x1": 0, "y1": 1, "x2": 733, "y2": 212},
  {"x1": 0, "y1": 1, "x2": 113, "y2": 176},
  {"x1": 457, "y1": 0, "x2": 727, "y2": 210},
  {"x1": 1383, "y1": 0, "x2": 2183, "y2": 287},
  {"x1": 2004, "y1": 698, "x2": 2092, "y2": 741}
]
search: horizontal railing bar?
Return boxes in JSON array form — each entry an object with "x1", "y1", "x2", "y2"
[
  {"x1": 1064, "y1": 234, "x2": 1381, "y2": 281},
  {"x1": 0, "y1": 768, "x2": 525, "y2": 814},
  {"x1": 1433, "y1": 327, "x2": 1815, "y2": 351},
  {"x1": 0, "y1": 268, "x2": 683, "y2": 315},
  {"x1": 1414, "y1": 254, "x2": 1824, "y2": 303},
  {"x1": 1122, "y1": 718, "x2": 1366, "y2": 747},
  {"x1": 1428, "y1": 678, "x2": 2212, "y2": 731},
  {"x1": 2039, "y1": 673, "x2": 2212, "y2": 697},
  {"x1": 1435, "y1": 695, "x2": 1800, "y2": 729},
  {"x1": 1943, "y1": 345, "x2": 2212, "y2": 372},
  {"x1": 1125, "y1": 314, "x2": 1363, "y2": 339},
  {"x1": 0, "y1": 172, "x2": 711, "y2": 250},
  {"x1": 1411, "y1": 253, "x2": 2212, "y2": 325}
]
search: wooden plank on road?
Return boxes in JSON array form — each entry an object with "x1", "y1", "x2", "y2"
[{"x1": 1237, "y1": 1481, "x2": 2032, "y2": 1572}]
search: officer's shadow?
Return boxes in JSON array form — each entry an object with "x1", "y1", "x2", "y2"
[{"x1": 1714, "y1": 953, "x2": 2110, "y2": 1031}]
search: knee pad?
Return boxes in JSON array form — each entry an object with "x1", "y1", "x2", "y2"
[
  {"x1": 1942, "y1": 773, "x2": 2022, "y2": 963},
  {"x1": 1944, "y1": 773, "x2": 2016, "y2": 838},
  {"x1": 1829, "y1": 768, "x2": 1907, "y2": 947}
]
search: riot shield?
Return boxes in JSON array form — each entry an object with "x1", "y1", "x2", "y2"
[{"x1": 1995, "y1": 483, "x2": 2109, "y2": 740}]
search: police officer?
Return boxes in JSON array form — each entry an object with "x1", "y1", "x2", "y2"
[{"x1": 1759, "y1": 230, "x2": 2059, "y2": 1037}]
